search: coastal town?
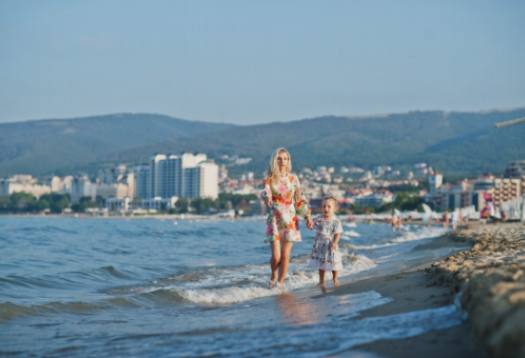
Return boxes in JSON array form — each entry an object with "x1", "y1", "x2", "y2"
[
  {"x1": 3, "y1": 1, "x2": 525, "y2": 356},
  {"x1": 1, "y1": 153, "x2": 524, "y2": 222}
]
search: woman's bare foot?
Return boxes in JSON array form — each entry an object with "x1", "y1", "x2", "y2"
[
  {"x1": 269, "y1": 272, "x2": 278, "y2": 288},
  {"x1": 333, "y1": 279, "x2": 340, "y2": 287},
  {"x1": 269, "y1": 279, "x2": 277, "y2": 289}
]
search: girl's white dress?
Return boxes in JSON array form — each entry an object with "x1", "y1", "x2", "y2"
[{"x1": 310, "y1": 215, "x2": 344, "y2": 271}]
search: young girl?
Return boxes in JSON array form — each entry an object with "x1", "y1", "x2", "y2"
[{"x1": 310, "y1": 196, "x2": 343, "y2": 287}]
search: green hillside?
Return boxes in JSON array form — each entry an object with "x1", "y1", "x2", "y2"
[
  {"x1": 0, "y1": 113, "x2": 235, "y2": 176},
  {"x1": 109, "y1": 109, "x2": 525, "y2": 176},
  {"x1": 0, "y1": 109, "x2": 524, "y2": 177}
]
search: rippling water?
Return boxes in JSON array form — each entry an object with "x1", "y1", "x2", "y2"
[{"x1": 0, "y1": 216, "x2": 467, "y2": 357}]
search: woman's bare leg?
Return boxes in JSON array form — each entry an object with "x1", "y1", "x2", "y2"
[
  {"x1": 277, "y1": 241, "x2": 293, "y2": 287},
  {"x1": 270, "y1": 240, "x2": 281, "y2": 288}
]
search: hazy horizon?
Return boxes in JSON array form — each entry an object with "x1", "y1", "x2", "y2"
[{"x1": 1, "y1": 1, "x2": 524, "y2": 124}]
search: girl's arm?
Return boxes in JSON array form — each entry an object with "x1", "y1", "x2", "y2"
[
  {"x1": 332, "y1": 233, "x2": 341, "y2": 250},
  {"x1": 333, "y1": 220, "x2": 343, "y2": 249}
]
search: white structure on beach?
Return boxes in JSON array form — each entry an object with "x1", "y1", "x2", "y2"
[{"x1": 499, "y1": 195, "x2": 525, "y2": 222}]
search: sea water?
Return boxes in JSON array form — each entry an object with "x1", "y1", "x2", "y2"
[{"x1": 0, "y1": 216, "x2": 468, "y2": 357}]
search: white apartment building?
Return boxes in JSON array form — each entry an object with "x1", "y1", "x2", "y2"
[
  {"x1": 197, "y1": 161, "x2": 219, "y2": 199},
  {"x1": 135, "y1": 153, "x2": 219, "y2": 201},
  {"x1": 0, "y1": 175, "x2": 51, "y2": 198},
  {"x1": 428, "y1": 173, "x2": 443, "y2": 193},
  {"x1": 49, "y1": 176, "x2": 73, "y2": 193},
  {"x1": 97, "y1": 182, "x2": 132, "y2": 199},
  {"x1": 151, "y1": 154, "x2": 168, "y2": 198},
  {"x1": 70, "y1": 176, "x2": 96, "y2": 203}
]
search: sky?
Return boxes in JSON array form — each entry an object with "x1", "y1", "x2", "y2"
[{"x1": 0, "y1": 0, "x2": 524, "y2": 124}]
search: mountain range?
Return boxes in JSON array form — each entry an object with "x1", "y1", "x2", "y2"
[{"x1": 1, "y1": 108, "x2": 524, "y2": 178}]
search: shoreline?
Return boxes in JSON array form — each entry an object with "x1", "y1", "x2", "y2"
[
  {"x1": 334, "y1": 267, "x2": 487, "y2": 358},
  {"x1": 305, "y1": 231, "x2": 491, "y2": 357},
  {"x1": 0, "y1": 212, "x2": 469, "y2": 226},
  {"x1": 0, "y1": 212, "x2": 264, "y2": 221},
  {"x1": 326, "y1": 221, "x2": 524, "y2": 357}
]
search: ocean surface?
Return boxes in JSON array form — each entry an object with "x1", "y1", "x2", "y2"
[{"x1": 0, "y1": 216, "x2": 469, "y2": 357}]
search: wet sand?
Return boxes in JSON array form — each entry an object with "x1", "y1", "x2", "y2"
[
  {"x1": 321, "y1": 226, "x2": 496, "y2": 358},
  {"x1": 327, "y1": 222, "x2": 525, "y2": 357},
  {"x1": 331, "y1": 267, "x2": 488, "y2": 357}
]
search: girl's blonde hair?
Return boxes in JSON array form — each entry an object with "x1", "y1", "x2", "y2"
[
  {"x1": 322, "y1": 195, "x2": 338, "y2": 209},
  {"x1": 267, "y1": 147, "x2": 292, "y2": 180}
]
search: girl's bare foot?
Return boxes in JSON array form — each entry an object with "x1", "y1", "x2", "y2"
[{"x1": 333, "y1": 279, "x2": 340, "y2": 287}]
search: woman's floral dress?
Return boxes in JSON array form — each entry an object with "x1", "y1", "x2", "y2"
[
  {"x1": 310, "y1": 215, "x2": 344, "y2": 271},
  {"x1": 261, "y1": 174, "x2": 310, "y2": 242}
]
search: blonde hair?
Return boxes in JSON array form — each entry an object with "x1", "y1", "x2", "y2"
[{"x1": 267, "y1": 147, "x2": 292, "y2": 180}]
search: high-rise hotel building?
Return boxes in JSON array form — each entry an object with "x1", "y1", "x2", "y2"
[
  {"x1": 134, "y1": 165, "x2": 152, "y2": 199},
  {"x1": 135, "y1": 153, "x2": 218, "y2": 200},
  {"x1": 492, "y1": 178, "x2": 522, "y2": 206}
]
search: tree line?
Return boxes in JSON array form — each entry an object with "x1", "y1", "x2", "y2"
[
  {"x1": 0, "y1": 192, "x2": 259, "y2": 215},
  {"x1": 0, "y1": 192, "x2": 102, "y2": 214},
  {"x1": 0, "y1": 191, "x2": 424, "y2": 216}
]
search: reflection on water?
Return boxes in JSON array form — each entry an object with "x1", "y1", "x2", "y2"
[{"x1": 277, "y1": 292, "x2": 320, "y2": 326}]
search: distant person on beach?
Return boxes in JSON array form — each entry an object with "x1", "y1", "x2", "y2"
[
  {"x1": 390, "y1": 209, "x2": 402, "y2": 230},
  {"x1": 451, "y1": 210, "x2": 459, "y2": 231},
  {"x1": 443, "y1": 211, "x2": 450, "y2": 229},
  {"x1": 261, "y1": 147, "x2": 313, "y2": 288},
  {"x1": 310, "y1": 196, "x2": 344, "y2": 288}
]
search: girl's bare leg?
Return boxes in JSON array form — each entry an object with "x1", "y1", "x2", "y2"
[
  {"x1": 318, "y1": 270, "x2": 326, "y2": 286},
  {"x1": 332, "y1": 271, "x2": 339, "y2": 287},
  {"x1": 277, "y1": 241, "x2": 293, "y2": 288},
  {"x1": 270, "y1": 240, "x2": 281, "y2": 288}
]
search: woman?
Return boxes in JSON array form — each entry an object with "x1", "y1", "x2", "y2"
[{"x1": 261, "y1": 147, "x2": 313, "y2": 288}]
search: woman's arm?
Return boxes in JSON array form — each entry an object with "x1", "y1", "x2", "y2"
[
  {"x1": 293, "y1": 175, "x2": 313, "y2": 227},
  {"x1": 260, "y1": 178, "x2": 273, "y2": 208}
]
